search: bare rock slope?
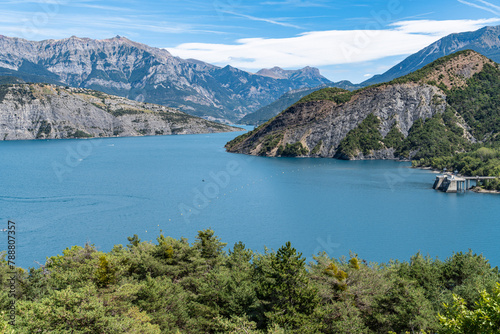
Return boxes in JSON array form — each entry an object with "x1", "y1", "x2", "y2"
[{"x1": 0, "y1": 83, "x2": 240, "y2": 140}]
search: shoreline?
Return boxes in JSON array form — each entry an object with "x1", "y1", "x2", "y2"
[
  {"x1": 412, "y1": 166, "x2": 441, "y2": 173},
  {"x1": 470, "y1": 187, "x2": 500, "y2": 194},
  {"x1": 413, "y1": 166, "x2": 500, "y2": 194}
]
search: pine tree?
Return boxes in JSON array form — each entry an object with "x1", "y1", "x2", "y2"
[{"x1": 255, "y1": 241, "x2": 319, "y2": 330}]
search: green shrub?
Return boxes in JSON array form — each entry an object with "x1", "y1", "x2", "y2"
[
  {"x1": 447, "y1": 63, "x2": 500, "y2": 140},
  {"x1": 36, "y1": 120, "x2": 52, "y2": 138},
  {"x1": 280, "y1": 142, "x2": 308, "y2": 157},
  {"x1": 311, "y1": 140, "x2": 323, "y2": 155},
  {"x1": 258, "y1": 132, "x2": 284, "y2": 156},
  {"x1": 4, "y1": 231, "x2": 500, "y2": 334},
  {"x1": 383, "y1": 123, "x2": 405, "y2": 150},
  {"x1": 336, "y1": 113, "x2": 384, "y2": 158},
  {"x1": 296, "y1": 87, "x2": 351, "y2": 104},
  {"x1": 72, "y1": 130, "x2": 93, "y2": 138},
  {"x1": 398, "y1": 110, "x2": 468, "y2": 160}
]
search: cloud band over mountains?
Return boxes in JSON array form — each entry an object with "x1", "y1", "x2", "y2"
[{"x1": 168, "y1": 18, "x2": 500, "y2": 70}]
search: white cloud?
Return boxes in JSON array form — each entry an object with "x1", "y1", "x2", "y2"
[
  {"x1": 220, "y1": 11, "x2": 302, "y2": 29},
  {"x1": 458, "y1": 0, "x2": 500, "y2": 15},
  {"x1": 390, "y1": 18, "x2": 500, "y2": 35},
  {"x1": 168, "y1": 18, "x2": 500, "y2": 70}
]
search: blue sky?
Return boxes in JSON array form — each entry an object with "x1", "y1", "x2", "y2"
[{"x1": 1, "y1": 0, "x2": 500, "y2": 83}]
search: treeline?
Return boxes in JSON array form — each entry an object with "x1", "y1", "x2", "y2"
[{"x1": 1, "y1": 230, "x2": 499, "y2": 333}]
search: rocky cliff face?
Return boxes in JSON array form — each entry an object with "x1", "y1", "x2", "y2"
[
  {"x1": 227, "y1": 83, "x2": 446, "y2": 158},
  {"x1": 0, "y1": 83, "x2": 239, "y2": 140},
  {"x1": 0, "y1": 35, "x2": 333, "y2": 123},
  {"x1": 227, "y1": 51, "x2": 491, "y2": 160}
]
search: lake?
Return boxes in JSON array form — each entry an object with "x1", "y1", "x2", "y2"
[{"x1": 1, "y1": 129, "x2": 499, "y2": 269}]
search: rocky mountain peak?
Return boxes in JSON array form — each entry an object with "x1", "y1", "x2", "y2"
[
  {"x1": 256, "y1": 66, "x2": 331, "y2": 89},
  {"x1": 299, "y1": 66, "x2": 319, "y2": 73},
  {"x1": 256, "y1": 66, "x2": 288, "y2": 79},
  {"x1": 293, "y1": 66, "x2": 321, "y2": 79},
  {"x1": 0, "y1": 34, "x2": 333, "y2": 122},
  {"x1": 257, "y1": 66, "x2": 324, "y2": 80}
]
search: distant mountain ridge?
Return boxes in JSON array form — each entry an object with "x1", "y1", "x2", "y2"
[
  {"x1": 257, "y1": 66, "x2": 322, "y2": 81},
  {"x1": 238, "y1": 80, "x2": 361, "y2": 126},
  {"x1": 238, "y1": 86, "x2": 327, "y2": 125},
  {"x1": 0, "y1": 35, "x2": 334, "y2": 122},
  {"x1": 362, "y1": 25, "x2": 500, "y2": 86}
]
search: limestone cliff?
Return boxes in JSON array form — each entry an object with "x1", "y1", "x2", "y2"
[
  {"x1": 0, "y1": 83, "x2": 240, "y2": 140},
  {"x1": 226, "y1": 50, "x2": 495, "y2": 160}
]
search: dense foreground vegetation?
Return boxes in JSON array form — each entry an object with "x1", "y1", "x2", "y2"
[{"x1": 1, "y1": 230, "x2": 499, "y2": 333}]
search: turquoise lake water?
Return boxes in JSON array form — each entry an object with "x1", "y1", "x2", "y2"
[{"x1": 1, "y1": 129, "x2": 499, "y2": 269}]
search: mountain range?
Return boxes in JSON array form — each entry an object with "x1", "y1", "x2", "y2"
[
  {"x1": 1, "y1": 24, "x2": 500, "y2": 129},
  {"x1": 0, "y1": 35, "x2": 339, "y2": 123},
  {"x1": 226, "y1": 50, "x2": 498, "y2": 160}
]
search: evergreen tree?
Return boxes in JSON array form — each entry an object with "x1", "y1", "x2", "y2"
[{"x1": 255, "y1": 241, "x2": 319, "y2": 331}]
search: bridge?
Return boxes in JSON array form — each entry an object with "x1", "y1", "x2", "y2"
[{"x1": 433, "y1": 174, "x2": 497, "y2": 193}]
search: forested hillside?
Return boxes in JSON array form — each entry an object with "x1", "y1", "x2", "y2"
[
  {"x1": 411, "y1": 60, "x2": 500, "y2": 189},
  {"x1": 2, "y1": 229, "x2": 499, "y2": 333}
]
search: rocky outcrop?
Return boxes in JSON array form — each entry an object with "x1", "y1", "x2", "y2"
[
  {"x1": 0, "y1": 35, "x2": 333, "y2": 122},
  {"x1": 345, "y1": 148, "x2": 397, "y2": 161},
  {"x1": 227, "y1": 83, "x2": 446, "y2": 158},
  {"x1": 227, "y1": 51, "x2": 491, "y2": 160},
  {"x1": 0, "y1": 83, "x2": 240, "y2": 140}
]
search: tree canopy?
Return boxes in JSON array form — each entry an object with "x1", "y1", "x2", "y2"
[{"x1": 1, "y1": 231, "x2": 499, "y2": 333}]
